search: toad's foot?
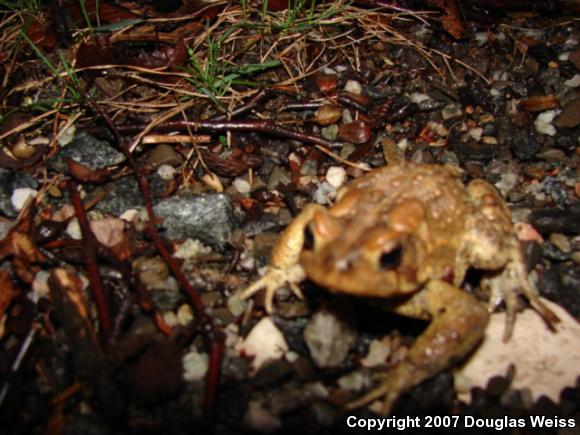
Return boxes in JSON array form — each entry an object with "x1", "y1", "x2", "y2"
[
  {"x1": 484, "y1": 259, "x2": 559, "y2": 341},
  {"x1": 347, "y1": 280, "x2": 489, "y2": 415},
  {"x1": 239, "y1": 264, "x2": 305, "y2": 313}
]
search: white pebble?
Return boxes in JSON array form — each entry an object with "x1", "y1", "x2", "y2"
[
  {"x1": 10, "y1": 188, "x2": 37, "y2": 211},
  {"x1": 233, "y1": 178, "x2": 251, "y2": 195},
  {"x1": 30, "y1": 270, "x2": 51, "y2": 304},
  {"x1": 474, "y1": 32, "x2": 488, "y2": 47},
  {"x1": 342, "y1": 109, "x2": 353, "y2": 124},
  {"x1": 564, "y1": 74, "x2": 580, "y2": 88},
  {"x1": 163, "y1": 311, "x2": 178, "y2": 328},
  {"x1": 535, "y1": 110, "x2": 560, "y2": 136},
  {"x1": 173, "y1": 239, "x2": 211, "y2": 259},
  {"x1": 313, "y1": 182, "x2": 336, "y2": 205},
  {"x1": 66, "y1": 218, "x2": 82, "y2": 240},
  {"x1": 57, "y1": 123, "x2": 76, "y2": 146},
  {"x1": 466, "y1": 127, "x2": 483, "y2": 141},
  {"x1": 182, "y1": 349, "x2": 209, "y2": 382},
  {"x1": 325, "y1": 166, "x2": 346, "y2": 189},
  {"x1": 119, "y1": 208, "x2": 139, "y2": 222},
  {"x1": 396, "y1": 138, "x2": 409, "y2": 151},
  {"x1": 176, "y1": 304, "x2": 194, "y2": 326},
  {"x1": 227, "y1": 294, "x2": 247, "y2": 317},
  {"x1": 157, "y1": 164, "x2": 176, "y2": 180},
  {"x1": 343, "y1": 80, "x2": 362, "y2": 95},
  {"x1": 409, "y1": 92, "x2": 431, "y2": 104},
  {"x1": 237, "y1": 317, "x2": 288, "y2": 374}
]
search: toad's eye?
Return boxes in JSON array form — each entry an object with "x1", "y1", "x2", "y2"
[{"x1": 379, "y1": 245, "x2": 402, "y2": 270}]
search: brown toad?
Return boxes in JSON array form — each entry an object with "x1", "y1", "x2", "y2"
[{"x1": 240, "y1": 162, "x2": 557, "y2": 414}]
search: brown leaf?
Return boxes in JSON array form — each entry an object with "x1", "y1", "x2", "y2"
[
  {"x1": 314, "y1": 73, "x2": 337, "y2": 95},
  {"x1": 338, "y1": 120, "x2": 371, "y2": 144},
  {"x1": 427, "y1": 0, "x2": 464, "y2": 39},
  {"x1": 66, "y1": 158, "x2": 113, "y2": 184},
  {"x1": 202, "y1": 150, "x2": 262, "y2": 177},
  {"x1": 519, "y1": 95, "x2": 560, "y2": 112}
]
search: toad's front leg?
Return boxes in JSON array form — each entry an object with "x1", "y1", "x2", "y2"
[
  {"x1": 239, "y1": 204, "x2": 325, "y2": 312},
  {"x1": 347, "y1": 280, "x2": 489, "y2": 415}
]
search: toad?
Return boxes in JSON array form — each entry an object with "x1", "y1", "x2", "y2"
[{"x1": 240, "y1": 162, "x2": 557, "y2": 414}]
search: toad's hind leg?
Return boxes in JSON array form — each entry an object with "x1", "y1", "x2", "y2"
[
  {"x1": 347, "y1": 280, "x2": 489, "y2": 415},
  {"x1": 465, "y1": 179, "x2": 558, "y2": 339}
]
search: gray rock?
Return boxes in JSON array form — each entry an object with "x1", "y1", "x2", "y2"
[
  {"x1": 153, "y1": 193, "x2": 237, "y2": 250},
  {"x1": 47, "y1": 131, "x2": 125, "y2": 173},
  {"x1": 0, "y1": 168, "x2": 38, "y2": 217},
  {"x1": 93, "y1": 175, "x2": 169, "y2": 216}
]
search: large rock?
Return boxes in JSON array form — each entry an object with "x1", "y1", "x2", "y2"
[{"x1": 153, "y1": 193, "x2": 237, "y2": 250}]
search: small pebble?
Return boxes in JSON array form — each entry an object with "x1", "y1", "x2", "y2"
[
  {"x1": 233, "y1": 178, "x2": 251, "y2": 195},
  {"x1": 441, "y1": 104, "x2": 463, "y2": 120},
  {"x1": 10, "y1": 187, "x2": 37, "y2": 211},
  {"x1": 313, "y1": 182, "x2": 336, "y2": 205},
  {"x1": 325, "y1": 166, "x2": 347, "y2": 189},
  {"x1": 173, "y1": 239, "x2": 211, "y2": 260},
  {"x1": 343, "y1": 80, "x2": 362, "y2": 95},
  {"x1": 237, "y1": 317, "x2": 288, "y2": 374},
  {"x1": 182, "y1": 349, "x2": 209, "y2": 382},
  {"x1": 303, "y1": 305, "x2": 357, "y2": 368},
  {"x1": 157, "y1": 164, "x2": 176, "y2": 180},
  {"x1": 30, "y1": 270, "x2": 51, "y2": 304},
  {"x1": 176, "y1": 304, "x2": 194, "y2": 326},
  {"x1": 549, "y1": 233, "x2": 571, "y2": 253},
  {"x1": 534, "y1": 110, "x2": 559, "y2": 136},
  {"x1": 563, "y1": 74, "x2": 580, "y2": 87}
]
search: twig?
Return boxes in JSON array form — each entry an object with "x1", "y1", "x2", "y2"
[
  {"x1": 118, "y1": 119, "x2": 342, "y2": 149},
  {"x1": 68, "y1": 179, "x2": 112, "y2": 342}
]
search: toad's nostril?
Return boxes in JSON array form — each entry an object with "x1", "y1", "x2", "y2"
[{"x1": 379, "y1": 246, "x2": 402, "y2": 270}]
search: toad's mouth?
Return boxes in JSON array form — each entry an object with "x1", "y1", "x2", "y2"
[{"x1": 299, "y1": 250, "x2": 420, "y2": 297}]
